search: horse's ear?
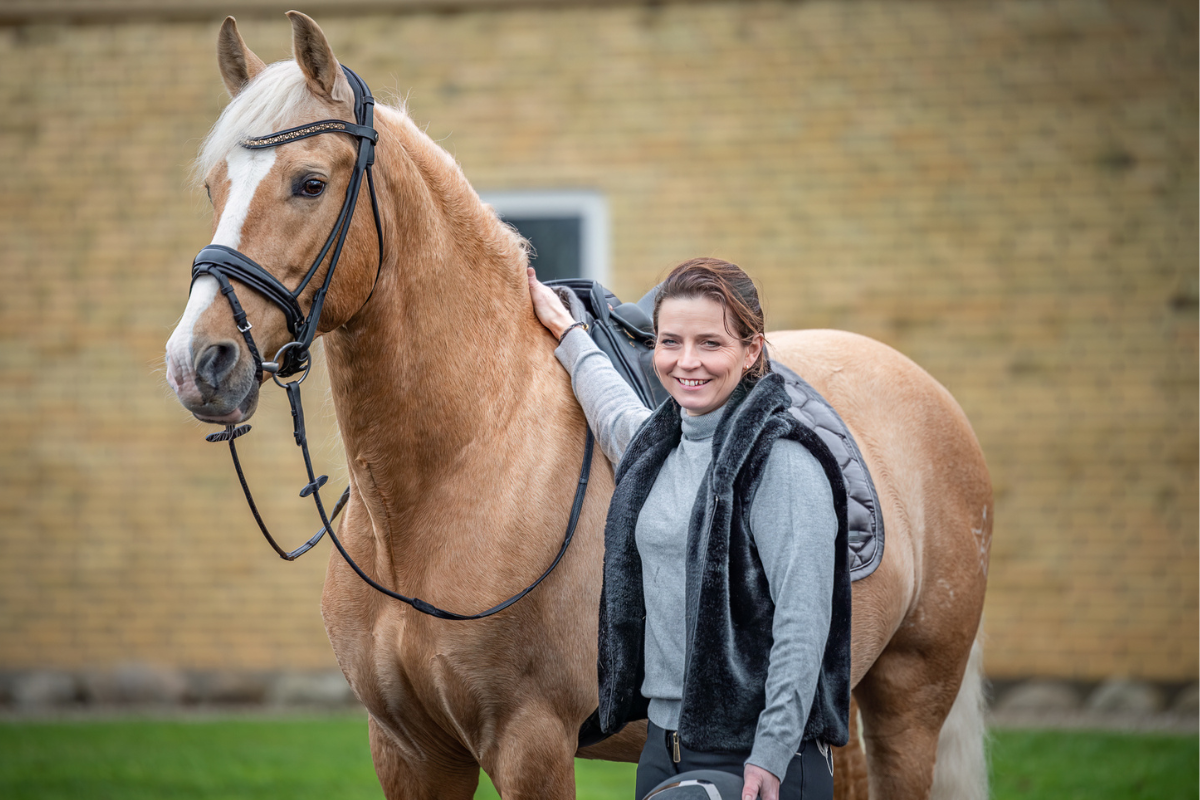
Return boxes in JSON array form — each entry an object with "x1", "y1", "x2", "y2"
[
  {"x1": 217, "y1": 16, "x2": 266, "y2": 98},
  {"x1": 287, "y1": 11, "x2": 349, "y2": 103}
]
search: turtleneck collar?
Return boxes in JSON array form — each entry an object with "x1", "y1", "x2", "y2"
[{"x1": 680, "y1": 405, "x2": 723, "y2": 442}]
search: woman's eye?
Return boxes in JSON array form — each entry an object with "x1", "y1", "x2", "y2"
[{"x1": 300, "y1": 179, "x2": 325, "y2": 197}]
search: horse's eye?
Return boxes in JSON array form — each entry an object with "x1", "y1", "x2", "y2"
[{"x1": 301, "y1": 179, "x2": 325, "y2": 197}]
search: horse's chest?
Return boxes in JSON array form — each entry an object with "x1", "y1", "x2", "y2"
[{"x1": 325, "y1": 598, "x2": 483, "y2": 740}]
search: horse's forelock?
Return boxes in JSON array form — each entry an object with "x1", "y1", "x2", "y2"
[{"x1": 193, "y1": 61, "x2": 314, "y2": 185}]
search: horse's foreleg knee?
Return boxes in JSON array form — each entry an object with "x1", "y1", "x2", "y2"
[{"x1": 369, "y1": 715, "x2": 480, "y2": 800}]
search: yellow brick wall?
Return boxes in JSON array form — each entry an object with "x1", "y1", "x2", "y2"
[{"x1": 0, "y1": 0, "x2": 1195, "y2": 680}]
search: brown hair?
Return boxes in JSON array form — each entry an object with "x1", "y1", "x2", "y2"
[{"x1": 652, "y1": 257, "x2": 769, "y2": 380}]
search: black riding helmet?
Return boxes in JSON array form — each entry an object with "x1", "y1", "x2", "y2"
[{"x1": 643, "y1": 770, "x2": 745, "y2": 800}]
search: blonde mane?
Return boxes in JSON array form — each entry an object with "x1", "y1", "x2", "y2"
[
  {"x1": 195, "y1": 61, "x2": 332, "y2": 184},
  {"x1": 194, "y1": 59, "x2": 527, "y2": 270}
]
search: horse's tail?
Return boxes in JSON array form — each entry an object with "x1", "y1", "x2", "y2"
[{"x1": 929, "y1": 629, "x2": 988, "y2": 800}]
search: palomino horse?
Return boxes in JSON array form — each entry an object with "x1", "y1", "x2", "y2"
[{"x1": 165, "y1": 13, "x2": 991, "y2": 799}]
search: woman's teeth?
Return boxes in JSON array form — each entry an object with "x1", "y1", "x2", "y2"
[{"x1": 678, "y1": 378, "x2": 710, "y2": 387}]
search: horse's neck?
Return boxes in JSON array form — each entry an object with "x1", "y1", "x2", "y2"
[{"x1": 323, "y1": 108, "x2": 565, "y2": 522}]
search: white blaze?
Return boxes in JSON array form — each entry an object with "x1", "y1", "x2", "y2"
[
  {"x1": 212, "y1": 147, "x2": 277, "y2": 249},
  {"x1": 166, "y1": 147, "x2": 277, "y2": 397}
]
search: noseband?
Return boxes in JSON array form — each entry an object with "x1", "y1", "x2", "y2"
[{"x1": 190, "y1": 67, "x2": 594, "y2": 621}]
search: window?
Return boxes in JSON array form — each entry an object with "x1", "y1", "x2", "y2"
[{"x1": 480, "y1": 190, "x2": 609, "y2": 284}]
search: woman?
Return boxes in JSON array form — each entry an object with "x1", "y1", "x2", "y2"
[{"x1": 528, "y1": 258, "x2": 851, "y2": 800}]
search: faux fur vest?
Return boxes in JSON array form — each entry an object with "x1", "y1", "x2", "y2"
[{"x1": 597, "y1": 372, "x2": 852, "y2": 750}]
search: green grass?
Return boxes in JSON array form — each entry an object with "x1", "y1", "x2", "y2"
[
  {"x1": 0, "y1": 715, "x2": 382, "y2": 800},
  {"x1": 0, "y1": 715, "x2": 1194, "y2": 799},
  {"x1": 989, "y1": 727, "x2": 1198, "y2": 800}
]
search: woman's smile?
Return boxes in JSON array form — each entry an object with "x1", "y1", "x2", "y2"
[{"x1": 654, "y1": 295, "x2": 763, "y2": 416}]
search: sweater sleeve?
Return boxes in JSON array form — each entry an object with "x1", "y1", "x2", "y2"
[
  {"x1": 553, "y1": 327, "x2": 653, "y2": 466},
  {"x1": 744, "y1": 439, "x2": 838, "y2": 783}
]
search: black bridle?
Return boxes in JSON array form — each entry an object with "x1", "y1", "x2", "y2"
[
  {"x1": 192, "y1": 66, "x2": 382, "y2": 382},
  {"x1": 191, "y1": 66, "x2": 594, "y2": 621}
]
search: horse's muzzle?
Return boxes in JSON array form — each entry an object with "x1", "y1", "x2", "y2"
[{"x1": 166, "y1": 338, "x2": 261, "y2": 424}]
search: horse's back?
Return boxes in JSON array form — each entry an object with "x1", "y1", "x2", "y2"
[
  {"x1": 768, "y1": 328, "x2": 988, "y2": 499},
  {"x1": 769, "y1": 329, "x2": 991, "y2": 681}
]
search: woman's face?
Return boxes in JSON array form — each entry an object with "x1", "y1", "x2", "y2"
[{"x1": 654, "y1": 295, "x2": 763, "y2": 417}]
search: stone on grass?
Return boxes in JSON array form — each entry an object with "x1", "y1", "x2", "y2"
[
  {"x1": 83, "y1": 663, "x2": 188, "y2": 705},
  {"x1": 269, "y1": 671, "x2": 356, "y2": 707},
  {"x1": 189, "y1": 671, "x2": 270, "y2": 705},
  {"x1": 12, "y1": 671, "x2": 79, "y2": 708},
  {"x1": 1170, "y1": 683, "x2": 1198, "y2": 716},
  {"x1": 1085, "y1": 678, "x2": 1163, "y2": 715},
  {"x1": 994, "y1": 680, "x2": 1081, "y2": 713}
]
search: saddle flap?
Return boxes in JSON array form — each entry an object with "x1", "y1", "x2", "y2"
[{"x1": 610, "y1": 301, "x2": 652, "y2": 333}]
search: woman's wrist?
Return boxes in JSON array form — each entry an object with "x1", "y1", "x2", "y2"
[
  {"x1": 543, "y1": 311, "x2": 574, "y2": 341},
  {"x1": 557, "y1": 320, "x2": 588, "y2": 343}
]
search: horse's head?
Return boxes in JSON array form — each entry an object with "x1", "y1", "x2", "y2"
[{"x1": 165, "y1": 13, "x2": 381, "y2": 424}]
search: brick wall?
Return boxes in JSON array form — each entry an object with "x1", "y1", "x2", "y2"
[{"x1": 0, "y1": 0, "x2": 1195, "y2": 680}]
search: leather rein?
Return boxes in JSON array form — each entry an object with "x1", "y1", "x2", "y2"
[{"x1": 190, "y1": 66, "x2": 594, "y2": 621}]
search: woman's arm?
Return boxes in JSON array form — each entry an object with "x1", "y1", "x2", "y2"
[
  {"x1": 744, "y1": 439, "x2": 838, "y2": 784},
  {"x1": 528, "y1": 269, "x2": 652, "y2": 465}
]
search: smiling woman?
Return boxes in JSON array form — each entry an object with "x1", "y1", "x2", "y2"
[
  {"x1": 649, "y1": 258, "x2": 768, "y2": 417},
  {"x1": 529, "y1": 258, "x2": 849, "y2": 800}
]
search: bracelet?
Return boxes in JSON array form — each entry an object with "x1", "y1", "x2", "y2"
[{"x1": 557, "y1": 321, "x2": 588, "y2": 344}]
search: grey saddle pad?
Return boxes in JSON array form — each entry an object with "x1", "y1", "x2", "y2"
[
  {"x1": 545, "y1": 279, "x2": 883, "y2": 582},
  {"x1": 771, "y1": 359, "x2": 884, "y2": 581}
]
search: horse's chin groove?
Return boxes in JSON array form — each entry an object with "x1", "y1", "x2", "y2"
[{"x1": 191, "y1": 381, "x2": 259, "y2": 425}]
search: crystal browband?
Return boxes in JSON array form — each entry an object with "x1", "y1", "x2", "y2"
[{"x1": 241, "y1": 119, "x2": 378, "y2": 150}]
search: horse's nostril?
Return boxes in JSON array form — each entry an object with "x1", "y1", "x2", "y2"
[{"x1": 195, "y1": 341, "x2": 241, "y2": 390}]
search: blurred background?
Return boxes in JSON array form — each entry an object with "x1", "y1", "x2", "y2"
[{"x1": 0, "y1": 0, "x2": 1195, "y2": 718}]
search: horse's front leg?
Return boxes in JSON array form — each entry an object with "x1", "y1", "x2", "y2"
[
  {"x1": 369, "y1": 715, "x2": 481, "y2": 800},
  {"x1": 482, "y1": 703, "x2": 579, "y2": 799}
]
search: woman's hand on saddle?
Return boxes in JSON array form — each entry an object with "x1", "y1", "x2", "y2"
[
  {"x1": 742, "y1": 763, "x2": 781, "y2": 800},
  {"x1": 527, "y1": 267, "x2": 577, "y2": 341}
]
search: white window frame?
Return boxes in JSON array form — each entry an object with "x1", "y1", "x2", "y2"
[{"x1": 479, "y1": 190, "x2": 610, "y2": 285}]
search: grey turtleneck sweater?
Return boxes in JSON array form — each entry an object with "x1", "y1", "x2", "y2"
[{"x1": 555, "y1": 329, "x2": 836, "y2": 782}]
